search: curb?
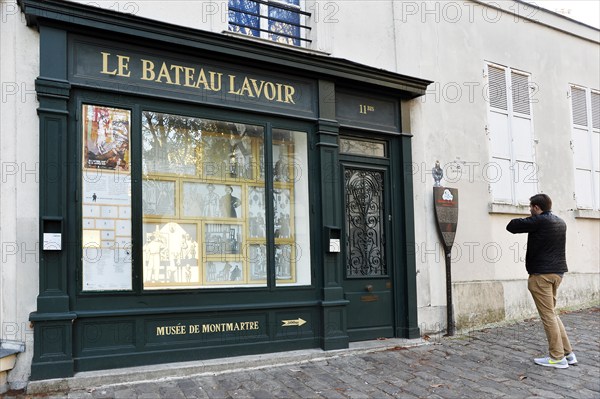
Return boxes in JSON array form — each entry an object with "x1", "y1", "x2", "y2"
[{"x1": 27, "y1": 337, "x2": 430, "y2": 394}]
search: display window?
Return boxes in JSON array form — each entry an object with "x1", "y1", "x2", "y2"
[
  {"x1": 81, "y1": 104, "x2": 133, "y2": 291},
  {"x1": 81, "y1": 104, "x2": 312, "y2": 292}
]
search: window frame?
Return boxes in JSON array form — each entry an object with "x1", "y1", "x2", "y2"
[
  {"x1": 228, "y1": 0, "x2": 311, "y2": 47},
  {"x1": 485, "y1": 62, "x2": 538, "y2": 206},
  {"x1": 71, "y1": 89, "x2": 318, "y2": 302}
]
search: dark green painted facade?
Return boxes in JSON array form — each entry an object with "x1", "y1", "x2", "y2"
[{"x1": 19, "y1": 0, "x2": 430, "y2": 380}]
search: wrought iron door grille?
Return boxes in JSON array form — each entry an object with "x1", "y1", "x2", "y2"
[{"x1": 344, "y1": 168, "x2": 387, "y2": 277}]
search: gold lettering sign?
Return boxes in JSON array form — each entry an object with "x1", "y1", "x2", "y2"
[
  {"x1": 155, "y1": 321, "x2": 260, "y2": 336},
  {"x1": 360, "y1": 295, "x2": 379, "y2": 302},
  {"x1": 101, "y1": 52, "x2": 296, "y2": 104}
]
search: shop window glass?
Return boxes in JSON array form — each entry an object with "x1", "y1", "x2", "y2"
[
  {"x1": 81, "y1": 104, "x2": 133, "y2": 291},
  {"x1": 81, "y1": 107, "x2": 311, "y2": 291},
  {"x1": 273, "y1": 129, "x2": 311, "y2": 286},
  {"x1": 142, "y1": 112, "x2": 266, "y2": 289}
]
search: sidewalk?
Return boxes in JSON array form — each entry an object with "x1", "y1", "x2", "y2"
[{"x1": 6, "y1": 306, "x2": 600, "y2": 399}]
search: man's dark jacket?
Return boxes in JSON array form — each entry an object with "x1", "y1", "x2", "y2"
[{"x1": 506, "y1": 211, "x2": 568, "y2": 275}]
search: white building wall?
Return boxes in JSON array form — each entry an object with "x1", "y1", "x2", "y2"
[
  {"x1": 390, "y1": 1, "x2": 600, "y2": 330},
  {"x1": 314, "y1": 0, "x2": 599, "y2": 330},
  {"x1": 68, "y1": 0, "x2": 226, "y2": 33},
  {"x1": 1, "y1": 0, "x2": 40, "y2": 390}
]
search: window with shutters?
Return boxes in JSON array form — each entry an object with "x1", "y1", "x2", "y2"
[
  {"x1": 570, "y1": 85, "x2": 600, "y2": 210},
  {"x1": 485, "y1": 63, "x2": 537, "y2": 205},
  {"x1": 228, "y1": 0, "x2": 311, "y2": 46}
]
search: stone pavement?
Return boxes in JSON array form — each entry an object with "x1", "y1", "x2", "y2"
[{"x1": 6, "y1": 307, "x2": 600, "y2": 399}]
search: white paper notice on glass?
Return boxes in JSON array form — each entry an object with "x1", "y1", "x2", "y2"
[
  {"x1": 43, "y1": 233, "x2": 62, "y2": 250},
  {"x1": 82, "y1": 247, "x2": 132, "y2": 291},
  {"x1": 329, "y1": 239, "x2": 340, "y2": 253}
]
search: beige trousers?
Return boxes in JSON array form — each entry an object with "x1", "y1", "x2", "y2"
[{"x1": 528, "y1": 274, "x2": 573, "y2": 360}]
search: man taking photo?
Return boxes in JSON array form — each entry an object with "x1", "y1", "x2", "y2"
[{"x1": 507, "y1": 194, "x2": 577, "y2": 369}]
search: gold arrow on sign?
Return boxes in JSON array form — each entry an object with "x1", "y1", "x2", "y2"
[{"x1": 282, "y1": 318, "x2": 307, "y2": 327}]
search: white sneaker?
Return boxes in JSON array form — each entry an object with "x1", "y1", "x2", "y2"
[
  {"x1": 534, "y1": 356, "x2": 569, "y2": 369},
  {"x1": 565, "y1": 352, "x2": 578, "y2": 365}
]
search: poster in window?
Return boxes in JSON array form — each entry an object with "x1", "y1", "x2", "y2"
[{"x1": 83, "y1": 105, "x2": 130, "y2": 171}]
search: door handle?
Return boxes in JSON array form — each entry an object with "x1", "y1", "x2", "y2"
[{"x1": 365, "y1": 284, "x2": 373, "y2": 292}]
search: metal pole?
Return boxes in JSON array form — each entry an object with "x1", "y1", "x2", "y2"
[{"x1": 445, "y1": 248, "x2": 454, "y2": 336}]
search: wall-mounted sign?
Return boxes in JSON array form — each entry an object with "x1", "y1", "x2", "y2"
[
  {"x1": 155, "y1": 321, "x2": 260, "y2": 336},
  {"x1": 281, "y1": 318, "x2": 307, "y2": 327},
  {"x1": 433, "y1": 187, "x2": 458, "y2": 250},
  {"x1": 43, "y1": 233, "x2": 62, "y2": 250},
  {"x1": 69, "y1": 37, "x2": 316, "y2": 118},
  {"x1": 335, "y1": 90, "x2": 400, "y2": 133}
]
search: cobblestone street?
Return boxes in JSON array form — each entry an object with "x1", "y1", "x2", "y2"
[{"x1": 7, "y1": 307, "x2": 600, "y2": 399}]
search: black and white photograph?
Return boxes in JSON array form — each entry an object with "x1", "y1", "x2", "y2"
[
  {"x1": 273, "y1": 188, "x2": 292, "y2": 239},
  {"x1": 205, "y1": 261, "x2": 244, "y2": 283},
  {"x1": 183, "y1": 182, "x2": 243, "y2": 218},
  {"x1": 275, "y1": 244, "x2": 293, "y2": 280},
  {"x1": 142, "y1": 222, "x2": 199, "y2": 286},
  {"x1": 204, "y1": 224, "x2": 242, "y2": 255},
  {"x1": 142, "y1": 179, "x2": 176, "y2": 216},
  {"x1": 248, "y1": 244, "x2": 267, "y2": 281},
  {"x1": 248, "y1": 186, "x2": 266, "y2": 238}
]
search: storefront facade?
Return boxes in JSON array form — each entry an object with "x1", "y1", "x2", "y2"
[{"x1": 20, "y1": 0, "x2": 430, "y2": 379}]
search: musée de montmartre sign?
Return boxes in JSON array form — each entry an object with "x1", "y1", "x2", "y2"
[
  {"x1": 70, "y1": 39, "x2": 316, "y2": 116},
  {"x1": 154, "y1": 318, "x2": 307, "y2": 337},
  {"x1": 156, "y1": 321, "x2": 260, "y2": 336}
]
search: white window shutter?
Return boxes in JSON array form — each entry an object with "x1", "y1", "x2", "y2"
[
  {"x1": 570, "y1": 86, "x2": 598, "y2": 209},
  {"x1": 591, "y1": 92, "x2": 600, "y2": 129},
  {"x1": 511, "y1": 72, "x2": 531, "y2": 116},
  {"x1": 592, "y1": 92, "x2": 600, "y2": 209},
  {"x1": 571, "y1": 87, "x2": 588, "y2": 126},
  {"x1": 486, "y1": 64, "x2": 537, "y2": 205},
  {"x1": 511, "y1": 72, "x2": 536, "y2": 204},
  {"x1": 487, "y1": 65, "x2": 512, "y2": 202},
  {"x1": 488, "y1": 66, "x2": 508, "y2": 111}
]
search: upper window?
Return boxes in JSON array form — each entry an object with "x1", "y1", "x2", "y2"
[
  {"x1": 570, "y1": 85, "x2": 600, "y2": 210},
  {"x1": 485, "y1": 63, "x2": 537, "y2": 205},
  {"x1": 228, "y1": 0, "x2": 310, "y2": 46}
]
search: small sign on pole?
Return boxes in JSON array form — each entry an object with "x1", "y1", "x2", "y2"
[{"x1": 433, "y1": 166, "x2": 459, "y2": 336}]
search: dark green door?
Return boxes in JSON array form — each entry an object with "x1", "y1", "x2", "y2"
[{"x1": 341, "y1": 161, "x2": 394, "y2": 341}]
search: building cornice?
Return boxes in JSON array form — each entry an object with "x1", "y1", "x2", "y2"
[
  {"x1": 18, "y1": 0, "x2": 432, "y2": 98},
  {"x1": 471, "y1": 0, "x2": 600, "y2": 44}
]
